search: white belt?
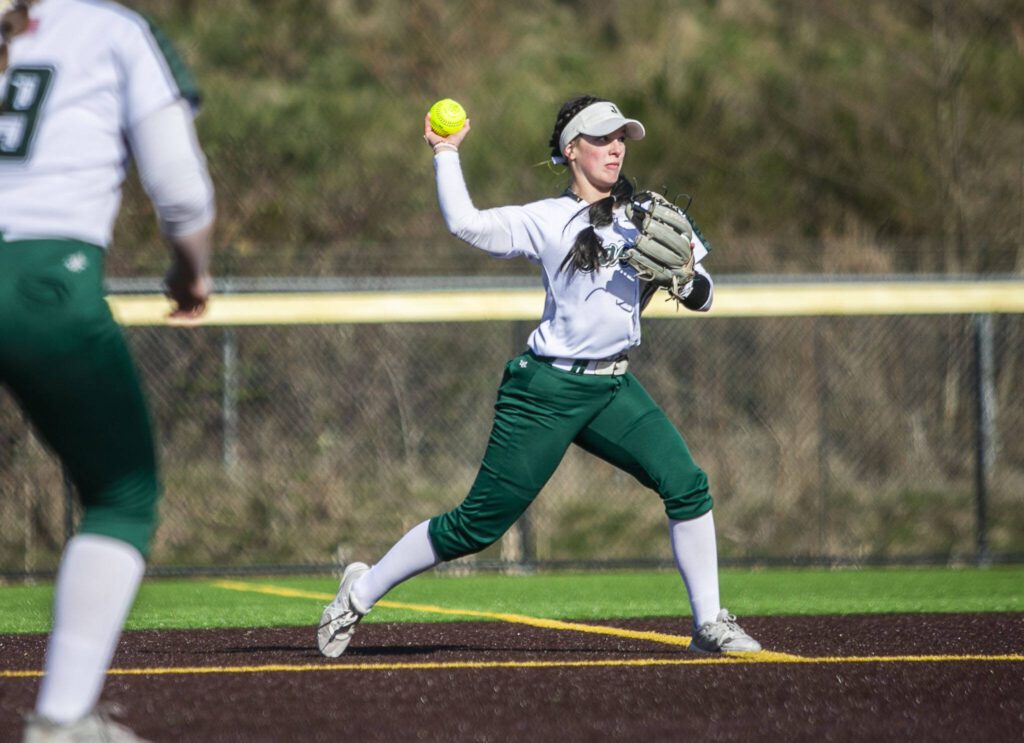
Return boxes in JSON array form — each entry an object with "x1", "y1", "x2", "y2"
[{"x1": 548, "y1": 356, "x2": 629, "y2": 376}]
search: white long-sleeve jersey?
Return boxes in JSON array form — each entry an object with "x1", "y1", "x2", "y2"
[
  {"x1": 0, "y1": 0, "x2": 214, "y2": 247},
  {"x1": 434, "y1": 149, "x2": 712, "y2": 360}
]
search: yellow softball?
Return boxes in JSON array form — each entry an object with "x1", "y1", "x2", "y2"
[{"x1": 429, "y1": 98, "x2": 467, "y2": 136}]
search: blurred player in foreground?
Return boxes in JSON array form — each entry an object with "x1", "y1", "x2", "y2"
[
  {"x1": 0, "y1": 1, "x2": 215, "y2": 739},
  {"x1": 318, "y1": 94, "x2": 760, "y2": 658}
]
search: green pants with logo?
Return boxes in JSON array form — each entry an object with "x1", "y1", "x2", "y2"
[
  {"x1": 428, "y1": 351, "x2": 712, "y2": 560},
  {"x1": 0, "y1": 238, "x2": 160, "y2": 557}
]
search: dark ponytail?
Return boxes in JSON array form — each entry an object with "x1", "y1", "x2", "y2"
[{"x1": 559, "y1": 176, "x2": 634, "y2": 275}]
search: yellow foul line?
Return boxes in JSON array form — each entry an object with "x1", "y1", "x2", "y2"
[
  {"x1": 209, "y1": 581, "x2": 782, "y2": 659},
  {"x1": 208, "y1": 581, "x2": 782, "y2": 662},
  {"x1": 212, "y1": 580, "x2": 703, "y2": 647},
  {"x1": 3, "y1": 653, "x2": 1023, "y2": 680},
  {"x1": 16, "y1": 580, "x2": 1017, "y2": 682},
  {"x1": 3, "y1": 579, "x2": 1018, "y2": 680}
]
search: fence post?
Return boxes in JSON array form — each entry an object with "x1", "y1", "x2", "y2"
[
  {"x1": 222, "y1": 326, "x2": 239, "y2": 474},
  {"x1": 220, "y1": 264, "x2": 240, "y2": 475},
  {"x1": 814, "y1": 319, "x2": 831, "y2": 561},
  {"x1": 973, "y1": 314, "x2": 995, "y2": 566}
]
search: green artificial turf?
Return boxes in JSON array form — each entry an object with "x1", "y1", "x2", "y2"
[{"x1": 1, "y1": 566, "x2": 1021, "y2": 635}]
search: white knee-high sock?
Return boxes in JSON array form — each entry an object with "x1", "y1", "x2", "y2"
[
  {"x1": 669, "y1": 511, "x2": 722, "y2": 629},
  {"x1": 352, "y1": 520, "x2": 439, "y2": 610},
  {"x1": 35, "y1": 534, "x2": 145, "y2": 724}
]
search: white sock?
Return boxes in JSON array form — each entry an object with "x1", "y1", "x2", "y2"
[
  {"x1": 35, "y1": 534, "x2": 145, "y2": 724},
  {"x1": 669, "y1": 511, "x2": 722, "y2": 629},
  {"x1": 352, "y1": 520, "x2": 439, "y2": 610}
]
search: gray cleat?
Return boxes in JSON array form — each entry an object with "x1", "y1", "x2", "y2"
[
  {"x1": 317, "y1": 561, "x2": 371, "y2": 657},
  {"x1": 689, "y1": 608, "x2": 762, "y2": 654},
  {"x1": 23, "y1": 707, "x2": 150, "y2": 742}
]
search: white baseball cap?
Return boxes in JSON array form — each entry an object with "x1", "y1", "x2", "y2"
[{"x1": 554, "y1": 101, "x2": 646, "y2": 163}]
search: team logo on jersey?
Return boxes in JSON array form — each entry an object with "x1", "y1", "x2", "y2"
[
  {"x1": 63, "y1": 252, "x2": 88, "y2": 273},
  {"x1": 598, "y1": 241, "x2": 629, "y2": 268},
  {"x1": 519, "y1": 359, "x2": 528, "y2": 368}
]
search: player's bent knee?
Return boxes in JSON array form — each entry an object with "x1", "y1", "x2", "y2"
[
  {"x1": 427, "y1": 514, "x2": 506, "y2": 562},
  {"x1": 78, "y1": 470, "x2": 161, "y2": 558},
  {"x1": 661, "y1": 468, "x2": 713, "y2": 521}
]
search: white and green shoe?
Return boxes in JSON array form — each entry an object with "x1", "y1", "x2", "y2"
[
  {"x1": 317, "y1": 561, "x2": 371, "y2": 658},
  {"x1": 689, "y1": 609, "x2": 762, "y2": 653}
]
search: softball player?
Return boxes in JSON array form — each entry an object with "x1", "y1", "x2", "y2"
[
  {"x1": 1, "y1": 1, "x2": 215, "y2": 739},
  {"x1": 318, "y1": 95, "x2": 760, "y2": 657}
]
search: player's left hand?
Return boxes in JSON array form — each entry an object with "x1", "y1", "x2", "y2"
[{"x1": 164, "y1": 261, "x2": 212, "y2": 319}]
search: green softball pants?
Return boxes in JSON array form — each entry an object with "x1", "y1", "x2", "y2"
[
  {"x1": 428, "y1": 350, "x2": 712, "y2": 561},
  {"x1": 0, "y1": 238, "x2": 160, "y2": 557}
]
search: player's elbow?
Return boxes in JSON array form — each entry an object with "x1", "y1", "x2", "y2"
[
  {"x1": 131, "y1": 101, "x2": 216, "y2": 238},
  {"x1": 682, "y1": 274, "x2": 713, "y2": 311},
  {"x1": 445, "y1": 210, "x2": 479, "y2": 241},
  {"x1": 151, "y1": 171, "x2": 216, "y2": 238}
]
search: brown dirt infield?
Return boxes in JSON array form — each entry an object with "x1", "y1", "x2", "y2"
[{"x1": 1, "y1": 614, "x2": 1022, "y2": 742}]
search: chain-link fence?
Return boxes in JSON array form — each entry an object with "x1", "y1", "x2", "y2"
[{"x1": 2, "y1": 278, "x2": 1022, "y2": 576}]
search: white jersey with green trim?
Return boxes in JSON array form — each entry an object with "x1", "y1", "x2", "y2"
[
  {"x1": 0, "y1": 0, "x2": 199, "y2": 247},
  {"x1": 434, "y1": 149, "x2": 713, "y2": 360}
]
